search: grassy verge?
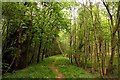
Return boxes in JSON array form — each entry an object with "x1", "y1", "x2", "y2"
[
  {"x1": 3, "y1": 56, "x2": 56, "y2": 78},
  {"x1": 54, "y1": 55, "x2": 99, "y2": 78}
]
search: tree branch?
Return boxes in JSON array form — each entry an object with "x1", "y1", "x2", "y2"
[{"x1": 102, "y1": 1, "x2": 114, "y2": 28}]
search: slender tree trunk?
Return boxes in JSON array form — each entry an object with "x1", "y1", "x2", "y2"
[
  {"x1": 77, "y1": 54, "x2": 80, "y2": 67},
  {"x1": 70, "y1": 7, "x2": 73, "y2": 64},
  {"x1": 74, "y1": 7, "x2": 77, "y2": 53},
  {"x1": 24, "y1": 32, "x2": 30, "y2": 67},
  {"x1": 70, "y1": 52, "x2": 73, "y2": 64},
  {"x1": 93, "y1": 43, "x2": 96, "y2": 72},
  {"x1": 74, "y1": 54, "x2": 78, "y2": 66},
  {"x1": 37, "y1": 40, "x2": 42, "y2": 63},
  {"x1": 118, "y1": 27, "x2": 120, "y2": 78},
  {"x1": 85, "y1": 24, "x2": 90, "y2": 68},
  {"x1": 70, "y1": 29, "x2": 73, "y2": 64},
  {"x1": 104, "y1": 40, "x2": 107, "y2": 75},
  {"x1": 72, "y1": 6, "x2": 77, "y2": 65},
  {"x1": 84, "y1": 3, "x2": 90, "y2": 69},
  {"x1": 41, "y1": 47, "x2": 45, "y2": 61},
  {"x1": 91, "y1": 44, "x2": 94, "y2": 73},
  {"x1": 99, "y1": 39, "x2": 103, "y2": 75},
  {"x1": 34, "y1": 41, "x2": 38, "y2": 61},
  {"x1": 15, "y1": 28, "x2": 21, "y2": 70},
  {"x1": 101, "y1": 39, "x2": 107, "y2": 76},
  {"x1": 107, "y1": 42, "x2": 109, "y2": 55},
  {"x1": 101, "y1": 40, "x2": 104, "y2": 76},
  {"x1": 74, "y1": 54, "x2": 80, "y2": 67},
  {"x1": 108, "y1": 34, "x2": 116, "y2": 73},
  {"x1": 28, "y1": 54, "x2": 34, "y2": 65}
]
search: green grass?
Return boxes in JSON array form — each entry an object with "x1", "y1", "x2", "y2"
[
  {"x1": 4, "y1": 55, "x2": 112, "y2": 79},
  {"x1": 3, "y1": 56, "x2": 56, "y2": 78},
  {"x1": 54, "y1": 55, "x2": 99, "y2": 78}
]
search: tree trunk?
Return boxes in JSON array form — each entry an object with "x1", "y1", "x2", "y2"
[
  {"x1": 41, "y1": 47, "x2": 45, "y2": 61},
  {"x1": 101, "y1": 39, "x2": 107, "y2": 76},
  {"x1": 70, "y1": 7, "x2": 73, "y2": 64},
  {"x1": 28, "y1": 54, "x2": 34, "y2": 65},
  {"x1": 15, "y1": 28, "x2": 21, "y2": 70},
  {"x1": 24, "y1": 32, "x2": 30, "y2": 67},
  {"x1": 74, "y1": 54, "x2": 80, "y2": 67},
  {"x1": 91, "y1": 44, "x2": 94, "y2": 73},
  {"x1": 118, "y1": 27, "x2": 120, "y2": 78},
  {"x1": 104, "y1": 40, "x2": 107, "y2": 75},
  {"x1": 84, "y1": 3, "x2": 90, "y2": 69},
  {"x1": 99, "y1": 39, "x2": 103, "y2": 75},
  {"x1": 37, "y1": 40, "x2": 42, "y2": 63},
  {"x1": 70, "y1": 54, "x2": 73, "y2": 64},
  {"x1": 107, "y1": 34, "x2": 116, "y2": 74},
  {"x1": 74, "y1": 54, "x2": 78, "y2": 66},
  {"x1": 93, "y1": 43, "x2": 96, "y2": 72}
]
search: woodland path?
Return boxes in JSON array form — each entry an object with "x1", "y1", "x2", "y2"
[{"x1": 49, "y1": 58, "x2": 65, "y2": 80}]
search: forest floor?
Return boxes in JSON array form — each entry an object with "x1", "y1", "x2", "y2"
[{"x1": 3, "y1": 55, "x2": 99, "y2": 79}]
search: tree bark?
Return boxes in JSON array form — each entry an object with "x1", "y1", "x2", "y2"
[
  {"x1": 84, "y1": 2, "x2": 90, "y2": 69},
  {"x1": 15, "y1": 28, "x2": 21, "y2": 70},
  {"x1": 37, "y1": 40, "x2": 42, "y2": 63},
  {"x1": 70, "y1": 7, "x2": 73, "y2": 64},
  {"x1": 41, "y1": 47, "x2": 45, "y2": 61},
  {"x1": 74, "y1": 54, "x2": 80, "y2": 67},
  {"x1": 104, "y1": 40, "x2": 107, "y2": 75},
  {"x1": 24, "y1": 32, "x2": 30, "y2": 67},
  {"x1": 101, "y1": 39, "x2": 107, "y2": 76},
  {"x1": 118, "y1": 26, "x2": 120, "y2": 78}
]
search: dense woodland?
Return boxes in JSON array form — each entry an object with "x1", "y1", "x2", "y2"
[{"x1": 2, "y1": 1, "x2": 120, "y2": 79}]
